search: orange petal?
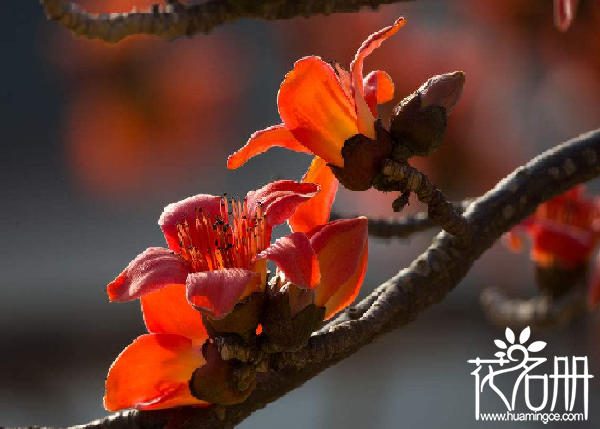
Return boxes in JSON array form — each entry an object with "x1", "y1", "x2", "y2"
[
  {"x1": 288, "y1": 157, "x2": 339, "y2": 234},
  {"x1": 311, "y1": 217, "x2": 368, "y2": 308},
  {"x1": 141, "y1": 284, "x2": 208, "y2": 343},
  {"x1": 350, "y1": 18, "x2": 405, "y2": 137},
  {"x1": 363, "y1": 70, "x2": 394, "y2": 117},
  {"x1": 278, "y1": 56, "x2": 358, "y2": 167},
  {"x1": 227, "y1": 124, "x2": 312, "y2": 169},
  {"x1": 104, "y1": 333, "x2": 208, "y2": 411},
  {"x1": 323, "y1": 243, "x2": 368, "y2": 319}
]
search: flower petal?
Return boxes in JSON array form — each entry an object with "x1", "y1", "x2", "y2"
[
  {"x1": 142, "y1": 284, "x2": 208, "y2": 342},
  {"x1": 186, "y1": 269, "x2": 257, "y2": 319},
  {"x1": 289, "y1": 157, "x2": 339, "y2": 234},
  {"x1": 554, "y1": 0, "x2": 579, "y2": 32},
  {"x1": 245, "y1": 180, "x2": 319, "y2": 229},
  {"x1": 278, "y1": 56, "x2": 358, "y2": 167},
  {"x1": 104, "y1": 333, "x2": 208, "y2": 411},
  {"x1": 311, "y1": 217, "x2": 369, "y2": 308},
  {"x1": 227, "y1": 124, "x2": 311, "y2": 169},
  {"x1": 107, "y1": 247, "x2": 191, "y2": 302},
  {"x1": 350, "y1": 17, "x2": 406, "y2": 96},
  {"x1": 363, "y1": 70, "x2": 395, "y2": 117},
  {"x1": 159, "y1": 194, "x2": 223, "y2": 252},
  {"x1": 529, "y1": 222, "x2": 594, "y2": 268},
  {"x1": 350, "y1": 18, "x2": 405, "y2": 137},
  {"x1": 322, "y1": 242, "x2": 368, "y2": 319},
  {"x1": 256, "y1": 232, "x2": 320, "y2": 289}
]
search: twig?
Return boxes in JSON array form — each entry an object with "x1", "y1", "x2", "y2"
[
  {"x1": 377, "y1": 161, "x2": 472, "y2": 240},
  {"x1": 7, "y1": 129, "x2": 599, "y2": 428},
  {"x1": 330, "y1": 198, "x2": 473, "y2": 239},
  {"x1": 479, "y1": 286, "x2": 589, "y2": 331},
  {"x1": 40, "y1": 0, "x2": 414, "y2": 43}
]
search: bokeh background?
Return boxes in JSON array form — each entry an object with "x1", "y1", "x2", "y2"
[{"x1": 2, "y1": 0, "x2": 600, "y2": 427}]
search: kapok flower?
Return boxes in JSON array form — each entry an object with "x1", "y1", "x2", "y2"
[
  {"x1": 227, "y1": 18, "x2": 405, "y2": 233},
  {"x1": 107, "y1": 180, "x2": 322, "y2": 337},
  {"x1": 104, "y1": 283, "x2": 210, "y2": 411},
  {"x1": 504, "y1": 185, "x2": 600, "y2": 270}
]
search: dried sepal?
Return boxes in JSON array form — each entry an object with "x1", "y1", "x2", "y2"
[
  {"x1": 261, "y1": 282, "x2": 325, "y2": 353},
  {"x1": 202, "y1": 292, "x2": 265, "y2": 342},
  {"x1": 189, "y1": 342, "x2": 256, "y2": 405},
  {"x1": 329, "y1": 121, "x2": 393, "y2": 191}
]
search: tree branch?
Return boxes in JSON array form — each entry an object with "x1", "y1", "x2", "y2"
[
  {"x1": 8, "y1": 129, "x2": 599, "y2": 428},
  {"x1": 40, "y1": 0, "x2": 414, "y2": 43},
  {"x1": 330, "y1": 199, "x2": 473, "y2": 240}
]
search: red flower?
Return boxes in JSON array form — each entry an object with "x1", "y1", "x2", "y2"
[
  {"x1": 104, "y1": 181, "x2": 369, "y2": 410},
  {"x1": 505, "y1": 185, "x2": 600, "y2": 269},
  {"x1": 107, "y1": 181, "x2": 321, "y2": 318},
  {"x1": 227, "y1": 18, "x2": 405, "y2": 233}
]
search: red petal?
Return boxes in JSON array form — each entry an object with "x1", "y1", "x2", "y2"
[
  {"x1": 278, "y1": 56, "x2": 358, "y2": 167},
  {"x1": 256, "y1": 232, "x2": 320, "y2": 289},
  {"x1": 289, "y1": 157, "x2": 339, "y2": 234},
  {"x1": 186, "y1": 269, "x2": 257, "y2": 319},
  {"x1": 104, "y1": 333, "x2": 208, "y2": 411},
  {"x1": 554, "y1": 0, "x2": 579, "y2": 32},
  {"x1": 323, "y1": 243, "x2": 368, "y2": 319},
  {"x1": 245, "y1": 180, "x2": 319, "y2": 229},
  {"x1": 107, "y1": 247, "x2": 191, "y2": 302},
  {"x1": 227, "y1": 124, "x2": 311, "y2": 169},
  {"x1": 363, "y1": 70, "x2": 394, "y2": 117},
  {"x1": 311, "y1": 218, "x2": 369, "y2": 308},
  {"x1": 159, "y1": 194, "x2": 223, "y2": 252},
  {"x1": 530, "y1": 222, "x2": 594, "y2": 268},
  {"x1": 350, "y1": 18, "x2": 405, "y2": 137},
  {"x1": 142, "y1": 284, "x2": 208, "y2": 342}
]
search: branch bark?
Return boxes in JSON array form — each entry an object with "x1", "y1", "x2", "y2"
[
  {"x1": 40, "y1": 0, "x2": 414, "y2": 43},
  {"x1": 8, "y1": 129, "x2": 600, "y2": 429},
  {"x1": 330, "y1": 198, "x2": 473, "y2": 239}
]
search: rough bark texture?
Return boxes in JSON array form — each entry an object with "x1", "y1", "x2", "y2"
[
  {"x1": 40, "y1": 0, "x2": 414, "y2": 42},
  {"x1": 7, "y1": 129, "x2": 600, "y2": 429}
]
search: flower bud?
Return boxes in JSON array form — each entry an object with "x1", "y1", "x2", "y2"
[
  {"x1": 329, "y1": 120, "x2": 393, "y2": 191},
  {"x1": 390, "y1": 71, "x2": 465, "y2": 157},
  {"x1": 261, "y1": 278, "x2": 325, "y2": 353},
  {"x1": 202, "y1": 292, "x2": 265, "y2": 342},
  {"x1": 189, "y1": 342, "x2": 256, "y2": 405}
]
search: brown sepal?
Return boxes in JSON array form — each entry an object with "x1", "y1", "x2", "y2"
[
  {"x1": 203, "y1": 292, "x2": 265, "y2": 342},
  {"x1": 329, "y1": 120, "x2": 393, "y2": 191},
  {"x1": 390, "y1": 92, "x2": 447, "y2": 157},
  {"x1": 189, "y1": 342, "x2": 256, "y2": 405},
  {"x1": 261, "y1": 290, "x2": 326, "y2": 353}
]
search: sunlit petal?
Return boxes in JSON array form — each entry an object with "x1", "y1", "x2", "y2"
[
  {"x1": 107, "y1": 247, "x2": 191, "y2": 302},
  {"x1": 289, "y1": 157, "x2": 339, "y2": 234},
  {"x1": 104, "y1": 333, "x2": 207, "y2": 411}
]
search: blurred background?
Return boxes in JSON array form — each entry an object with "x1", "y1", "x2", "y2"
[{"x1": 1, "y1": 0, "x2": 600, "y2": 427}]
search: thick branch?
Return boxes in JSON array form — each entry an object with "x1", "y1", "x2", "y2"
[
  {"x1": 9, "y1": 129, "x2": 600, "y2": 429},
  {"x1": 330, "y1": 199, "x2": 473, "y2": 239},
  {"x1": 40, "y1": 0, "x2": 413, "y2": 43}
]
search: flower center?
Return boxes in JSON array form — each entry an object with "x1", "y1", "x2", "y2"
[{"x1": 175, "y1": 195, "x2": 268, "y2": 272}]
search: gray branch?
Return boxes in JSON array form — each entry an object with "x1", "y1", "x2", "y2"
[
  {"x1": 8, "y1": 129, "x2": 600, "y2": 428},
  {"x1": 40, "y1": 0, "x2": 414, "y2": 43}
]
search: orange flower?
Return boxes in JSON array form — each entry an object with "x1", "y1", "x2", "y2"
[
  {"x1": 504, "y1": 185, "x2": 600, "y2": 269},
  {"x1": 227, "y1": 18, "x2": 405, "y2": 233},
  {"x1": 104, "y1": 284, "x2": 210, "y2": 411}
]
